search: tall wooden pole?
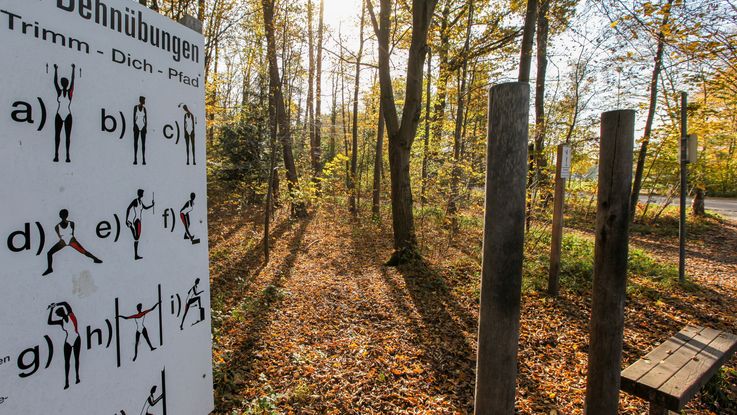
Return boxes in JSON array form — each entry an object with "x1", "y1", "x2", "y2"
[
  {"x1": 679, "y1": 92, "x2": 687, "y2": 283},
  {"x1": 474, "y1": 82, "x2": 529, "y2": 415},
  {"x1": 584, "y1": 110, "x2": 635, "y2": 415},
  {"x1": 548, "y1": 144, "x2": 569, "y2": 297}
]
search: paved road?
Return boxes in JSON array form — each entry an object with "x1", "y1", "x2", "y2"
[{"x1": 641, "y1": 195, "x2": 737, "y2": 221}]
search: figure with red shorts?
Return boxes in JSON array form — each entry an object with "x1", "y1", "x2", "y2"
[
  {"x1": 180, "y1": 192, "x2": 199, "y2": 244},
  {"x1": 42, "y1": 209, "x2": 102, "y2": 276},
  {"x1": 120, "y1": 301, "x2": 159, "y2": 362},
  {"x1": 126, "y1": 189, "x2": 154, "y2": 260},
  {"x1": 47, "y1": 301, "x2": 81, "y2": 389}
]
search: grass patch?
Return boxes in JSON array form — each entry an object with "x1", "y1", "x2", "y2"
[
  {"x1": 701, "y1": 366, "x2": 737, "y2": 413},
  {"x1": 563, "y1": 193, "x2": 726, "y2": 239},
  {"x1": 523, "y1": 230, "x2": 683, "y2": 296}
]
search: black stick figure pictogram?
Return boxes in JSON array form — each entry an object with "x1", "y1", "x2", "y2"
[
  {"x1": 53, "y1": 64, "x2": 76, "y2": 163},
  {"x1": 47, "y1": 302, "x2": 81, "y2": 389},
  {"x1": 180, "y1": 278, "x2": 204, "y2": 330},
  {"x1": 120, "y1": 301, "x2": 160, "y2": 361},
  {"x1": 133, "y1": 96, "x2": 148, "y2": 165},
  {"x1": 126, "y1": 189, "x2": 155, "y2": 260},
  {"x1": 42, "y1": 209, "x2": 102, "y2": 276}
]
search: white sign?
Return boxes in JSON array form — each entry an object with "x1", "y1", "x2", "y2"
[
  {"x1": 559, "y1": 144, "x2": 572, "y2": 179},
  {"x1": 687, "y1": 134, "x2": 698, "y2": 164},
  {"x1": 0, "y1": 1, "x2": 212, "y2": 414}
]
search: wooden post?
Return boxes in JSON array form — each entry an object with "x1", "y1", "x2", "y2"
[
  {"x1": 548, "y1": 144, "x2": 569, "y2": 297},
  {"x1": 678, "y1": 92, "x2": 687, "y2": 283},
  {"x1": 474, "y1": 82, "x2": 529, "y2": 415},
  {"x1": 179, "y1": 14, "x2": 203, "y2": 34},
  {"x1": 584, "y1": 110, "x2": 635, "y2": 415}
]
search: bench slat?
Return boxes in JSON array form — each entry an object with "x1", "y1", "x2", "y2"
[
  {"x1": 658, "y1": 330, "x2": 737, "y2": 410},
  {"x1": 621, "y1": 326, "x2": 737, "y2": 412},
  {"x1": 621, "y1": 325, "x2": 702, "y2": 394},
  {"x1": 637, "y1": 326, "x2": 721, "y2": 396}
]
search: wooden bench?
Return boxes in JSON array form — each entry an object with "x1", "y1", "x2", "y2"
[{"x1": 621, "y1": 325, "x2": 737, "y2": 414}]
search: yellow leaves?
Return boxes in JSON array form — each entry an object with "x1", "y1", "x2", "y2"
[
  {"x1": 389, "y1": 363, "x2": 425, "y2": 376},
  {"x1": 610, "y1": 20, "x2": 619, "y2": 29},
  {"x1": 390, "y1": 368, "x2": 405, "y2": 376},
  {"x1": 642, "y1": 2, "x2": 655, "y2": 17}
]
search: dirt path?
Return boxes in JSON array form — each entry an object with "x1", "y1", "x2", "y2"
[
  {"x1": 210, "y1": 206, "x2": 479, "y2": 414},
  {"x1": 208, "y1": 204, "x2": 737, "y2": 414}
]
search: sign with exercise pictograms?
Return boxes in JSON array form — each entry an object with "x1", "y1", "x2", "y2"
[{"x1": 0, "y1": 0, "x2": 212, "y2": 413}]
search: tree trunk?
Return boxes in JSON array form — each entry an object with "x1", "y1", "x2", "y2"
[
  {"x1": 368, "y1": 0, "x2": 438, "y2": 264},
  {"x1": 306, "y1": 0, "x2": 316, "y2": 171},
  {"x1": 533, "y1": 0, "x2": 549, "y2": 180},
  {"x1": 262, "y1": 0, "x2": 306, "y2": 217},
  {"x1": 630, "y1": 0, "x2": 674, "y2": 222},
  {"x1": 329, "y1": 74, "x2": 337, "y2": 160},
  {"x1": 349, "y1": 0, "x2": 366, "y2": 214},
  {"x1": 339, "y1": 40, "x2": 350, "y2": 189},
  {"x1": 431, "y1": 2, "x2": 450, "y2": 155},
  {"x1": 313, "y1": 0, "x2": 325, "y2": 176},
  {"x1": 518, "y1": 0, "x2": 537, "y2": 82},
  {"x1": 521, "y1": 0, "x2": 537, "y2": 230},
  {"x1": 692, "y1": 187, "x2": 705, "y2": 216},
  {"x1": 447, "y1": 1, "x2": 473, "y2": 231},
  {"x1": 264, "y1": 89, "x2": 278, "y2": 262},
  {"x1": 207, "y1": 40, "x2": 219, "y2": 144},
  {"x1": 197, "y1": 0, "x2": 205, "y2": 21},
  {"x1": 420, "y1": 47, "x2": 432, "y2": 205},
  {"x1": 373, "y1": 99, "x2": 385, "y2": 218}
]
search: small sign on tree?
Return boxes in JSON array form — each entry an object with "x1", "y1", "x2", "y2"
[{"x1": 559, "y1": 144, "x2": 572, "y2": 179}]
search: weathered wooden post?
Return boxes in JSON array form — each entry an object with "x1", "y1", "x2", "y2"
[
  {"x1": 678, "y1": 92, "x2": 688, "y2": 283},
  {"x1": 584, "y1": 110, "x2": 635, "y2": 414},
  {"x1": 474, "y1": 82, "x2": 529, "y2": 415},
  {"x1": 548, "y1": 144, "x2": 571, "y2": 297},
  {"x1": 179, "y1": 14, "x2": 204, "y2": 33}
]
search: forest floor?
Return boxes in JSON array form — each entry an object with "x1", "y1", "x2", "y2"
[{"x1": 208, "y1": 193, "x2": 737, "y2": 415}]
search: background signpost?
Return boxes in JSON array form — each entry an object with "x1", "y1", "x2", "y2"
[
  {"x1": 679, "y1": 92, "x2": 688, "y2": 283},
  {"x1": 0, "y1": 1, "x2": 213, "y2": 413},
  {"x1": 548, "y1": 143, "x2": 571, "y2": 297}
]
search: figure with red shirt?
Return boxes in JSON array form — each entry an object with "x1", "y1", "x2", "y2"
[
  {"x1": 120, "y1": 301, "x2": 160, "y2": 362},
  {"x1": 47, "y1": 301, "x2": 81, "y2": 389}
]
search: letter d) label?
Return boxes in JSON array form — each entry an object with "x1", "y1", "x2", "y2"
[{"x1": 7, "y1": 223, "x2": 31, "y2": 252}]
